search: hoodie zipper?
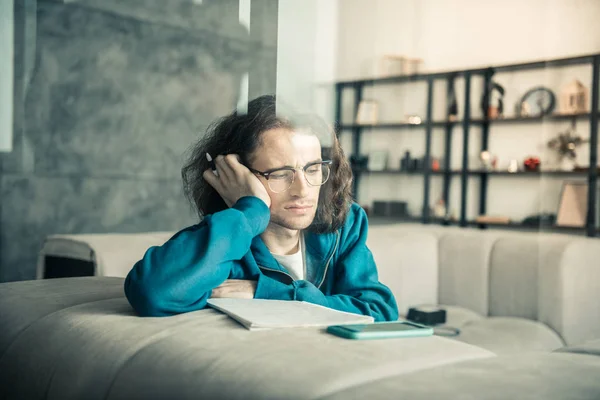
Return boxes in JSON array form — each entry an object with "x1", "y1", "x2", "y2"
[
  {"x1": 257, "y1": 230, "x2": 340, "y2": 288},
  {"x1": 316, "y1": 231, "x2": 340, "y2": 289},
  {"x1": 257, "y1": 265, "x2": 294, "y2": 282}
]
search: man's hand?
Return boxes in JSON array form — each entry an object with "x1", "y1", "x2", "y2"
[
  {"x1": 210, "y1": 279, "x2": 257, "y2": 299},
  {"x1": 202, "y1": 154, "x2": 271, "y2": 208}
]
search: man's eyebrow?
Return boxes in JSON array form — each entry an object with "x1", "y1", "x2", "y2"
[{"x1": 265, "y1": 158, "x2": 323, "y2": 171}]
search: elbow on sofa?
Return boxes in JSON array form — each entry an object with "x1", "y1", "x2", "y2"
[
  {"x1": 124, "y1": 273, "x2": 172, "y2": 317},
  {"x1": 371, "y1": 300, "x2": 399, "y2": 322}
]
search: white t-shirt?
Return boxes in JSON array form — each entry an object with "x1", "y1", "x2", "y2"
[{"x1": 271, "y1": 234, "x2": 306, "y2": 281}]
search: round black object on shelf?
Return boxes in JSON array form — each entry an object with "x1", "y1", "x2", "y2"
[{"x1": 517, "y1": 87, "x2": 556, "y2": 117}]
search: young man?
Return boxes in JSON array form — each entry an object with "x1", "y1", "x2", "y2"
[{"x1": 124, "y1": 95, "x2": 398, "y2": 321}]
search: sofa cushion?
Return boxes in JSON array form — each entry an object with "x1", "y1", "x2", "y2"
[
  {"x1": 0, "y1": 277, "x2": 495, "y2": 400},
  {"x1": 0, "y1": 277, "x2": 125, "y2": 357},
  {"x1": 437, "y1": 231, "x2": 501, "y2": 317},
  {"x1": 369, "y1": 223, "x2": 600, "y2": 347},
  {"x1": 437, "y1": 304, "x2": 484, "y2": 328},
  {"x1": 400, "y1": 304, "x2": 483, "y2": 329},
  {"x1": 366, "y1": 228, "x2": 439, "y2": 314},
  {"x1": 454, "y1": 317, "x2": 565, "y2": 354},
  {"x1": 556, "y1": 339, "x2": 600, "y2": 357},
  {"x1": 403, "y1": 305, "x2": 564, "y2": 355},
  {"x1": 321, "y1": 352, "x2": 600, "y2": 400},
  {"x1": 487, "y1": 235, "x2": 571, "y2": 321},
  {"x1": 540, "y1": 239, "x2": 600, "y2": 346}
]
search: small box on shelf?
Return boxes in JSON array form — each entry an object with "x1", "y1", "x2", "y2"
[{"x1": 475, "y1": 215, "x2": 511, "y2": 225}]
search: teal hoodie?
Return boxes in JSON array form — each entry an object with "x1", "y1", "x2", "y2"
[{"x1": 124, "y1": 196, "x2": 399, "y2": 321}]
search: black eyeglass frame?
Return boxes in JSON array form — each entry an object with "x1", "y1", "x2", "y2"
[{"x1": 247, "y1": 160, "x2": 333, "y2": 191}]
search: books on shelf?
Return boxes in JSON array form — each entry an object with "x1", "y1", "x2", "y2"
[{"x1": 475, "y1": 215, "x2": 511, "y2": 225}]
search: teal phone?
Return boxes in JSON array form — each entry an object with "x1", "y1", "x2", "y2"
[{"x1": 327, "y1": 320, "x2": 434, "y2": 340}]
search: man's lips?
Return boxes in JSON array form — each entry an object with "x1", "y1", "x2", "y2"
[
  {"x1": 285, "y1": 205, "x2": 313, "y2": 209},
  {"x1": 285, "y1": 204, "x2": 314, "y2": 214}
]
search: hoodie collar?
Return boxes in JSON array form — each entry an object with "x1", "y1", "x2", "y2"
[{"x1": 250, "y1": 230, "x2": 338, "y2": 285}]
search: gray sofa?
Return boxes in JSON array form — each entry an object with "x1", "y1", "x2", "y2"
[{"x1": 1, "y1": 224, "x2": 599, "y2": 398}]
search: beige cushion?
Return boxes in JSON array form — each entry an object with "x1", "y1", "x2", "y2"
[
  {"x1": 455, "y1": 317, "x2": 565, "y2": 354},
  {"x1": 0, "y1": 277, "x2": 495, "y2": 400},
  {"x1": 545, "y1": 240, "x2": 600, "y2": 345},
  {"x1": 370, "y1": 224, "x2": 600, "y2": 346},
  {"x1": 399, "y1": 304, "x2": 484, "y2": 329},
  {"x1": 402, "y1": 305, "x2": 564, "y2": 355},
  {"x1": 438, "y1": 231, "x2": 500, "y2": 316},
  {"x1": 321, "y1": 352, "x2": 600, "y2": 400},
  {"x1": 557, "y1": 339, "x2": 600, "y2": 357},
  {"x1": 367, "y1": 227, "x2": 439, "y2": 314},
  {"x1": 437, "y1": 304, "x2": 484, "y2": 328}
]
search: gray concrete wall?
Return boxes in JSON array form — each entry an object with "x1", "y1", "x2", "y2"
[{"x1": 1, "y1": 0, "x2": 278, "y2": 281}]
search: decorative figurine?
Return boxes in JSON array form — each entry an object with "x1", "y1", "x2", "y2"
[
  {"x1": 405, "y1": 115, "x2": 422, "y2": 125},
  {"x1": 480, "y1": 151, "x2": 492, "y2": 170},
  {"x1": 508, "y1": 159, "x2": 519, "y2": 173},
  {"x1": 523, "y1": 156, "x2": 541, "y2": 171},
  {"x1": 558, "y1": 80, "x2": 589, "y2": 115},
  {"x1": 447, "y1": 77, "x2": 458, "y2": 122},
  {"x1": 547, "y1": 120, "x2": 589, "y2": 170},
  {"x1": 517, "y1": 101, "x2": 531, "y2": 117},
  {"x1": 433, "y1": 198, "x2": 447, "y2": 218},
  {"x1": 481, "y1": 80, "x2": 505, "y2": 119},
  {"x1": 400, "y1": 151, "x2": 428, "y2": 171},
  {"x1": 479, "y1": 151, "x2": 498, "y2": 171},
  {"x1": 400, "y1": 151, "x2": 412, "y2": 171}
]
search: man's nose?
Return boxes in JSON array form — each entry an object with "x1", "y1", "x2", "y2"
[{"x1": 289, "y1": 171, "x2": 310, "y2": 197}]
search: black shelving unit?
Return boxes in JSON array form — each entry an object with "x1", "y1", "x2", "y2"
[
  {"x1": 355, "y1": 169, "x2": 590, "y2": 177},
  {"x1": 335, "y1": 54, "x2": 600, "y2": 237}
]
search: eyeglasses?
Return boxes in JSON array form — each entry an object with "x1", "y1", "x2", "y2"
[{"x1": 248, "y1": 160, "x2": 332, "y2": 193}]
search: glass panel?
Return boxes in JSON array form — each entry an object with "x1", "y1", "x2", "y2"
[{"x1": 0, "y1": 0, "x2": 14, "y2": 152}]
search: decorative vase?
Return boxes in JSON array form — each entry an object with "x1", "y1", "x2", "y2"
[{"x1": 560, "y1": 158, "x2": 577, "y2": 171}]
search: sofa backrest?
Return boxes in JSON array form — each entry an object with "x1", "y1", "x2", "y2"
[
  {"x1": 38, "y1": 222, "x2": 600, "y2": 345},
  {"x1": 367, "y1": 223, "x2": 600, "y2": 345}
]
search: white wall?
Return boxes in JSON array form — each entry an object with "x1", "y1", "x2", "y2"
[
  {"x1": 0, "y1": 0, "x2": 14, "y2": 152},
  {"x1": 336, "y1": 0, "x2": 600, "y2": 222}
]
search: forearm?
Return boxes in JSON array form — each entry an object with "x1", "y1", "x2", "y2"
[
  {"x1": 125, "y1": 197, "x2": 269, "y2": 316},
  {"x1": 254, "y1": 275, "x2": 398, "y2": 322}
]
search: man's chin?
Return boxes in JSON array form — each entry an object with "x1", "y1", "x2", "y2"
[{"x1": 271, "y1": 214, "x2": 316, "y2": 231}]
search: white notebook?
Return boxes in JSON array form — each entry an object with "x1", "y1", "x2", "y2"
[{"x1": 207, "y1": 298, "x2": 374, "y2": 331}]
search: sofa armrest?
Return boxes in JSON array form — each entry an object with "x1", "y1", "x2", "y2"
[
  {"x1": 37, "y1": 232, "x2": 175, "y2": 279},
  {"x1": 539, "y1": 238, "x2": 600, "y2": 346}
]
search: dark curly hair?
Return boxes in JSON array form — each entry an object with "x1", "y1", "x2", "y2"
[{"x1": 181, "y1": 95, "x2": 353, "y2": 234}]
